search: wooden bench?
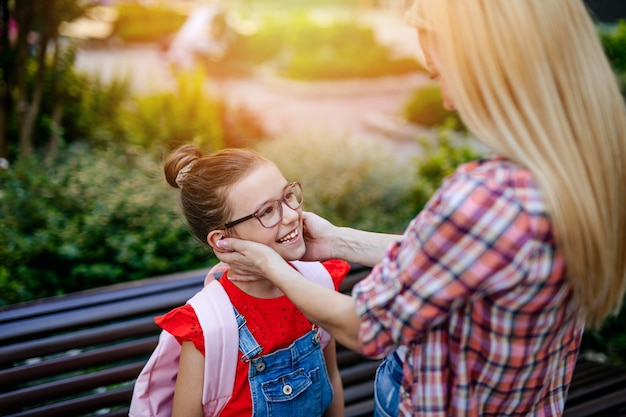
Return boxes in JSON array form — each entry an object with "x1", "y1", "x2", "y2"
[{"x1": 1, "y1": 263, "x2": 625, "y2": 417}]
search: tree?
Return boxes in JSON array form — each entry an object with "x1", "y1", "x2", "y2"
[{"x1": 0, "y1": 0, "x2": 86, "y2": 161}]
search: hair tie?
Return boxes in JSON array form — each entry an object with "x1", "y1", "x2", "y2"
[{"x1": 175, "y1": 161, "x2": 196, "y2": 188}]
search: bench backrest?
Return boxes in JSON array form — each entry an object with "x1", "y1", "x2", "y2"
[{"x1": 0, "y1": 264, "x2": 625, "y2": 417}]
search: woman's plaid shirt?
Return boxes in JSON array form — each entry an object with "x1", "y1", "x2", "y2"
[{"x1": 353, "y1": 158, "x2": 584, "y2": 416}]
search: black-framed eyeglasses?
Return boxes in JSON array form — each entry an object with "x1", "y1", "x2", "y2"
[{"x1": 224, "y1": 181, "x2": 303, "y2": 229}]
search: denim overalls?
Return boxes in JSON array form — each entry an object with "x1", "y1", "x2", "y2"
[
  {"x1": 234, "y1": 306, "x2": 333, "y2": 417},
  {"x1": 374, "y1": 350, "x2": 404, "y2": 417}
]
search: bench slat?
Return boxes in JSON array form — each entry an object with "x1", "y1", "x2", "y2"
[
  {"x1": 345, "y1": 398, "x2": 375, "y2": 417},
  {"x1": 0, "y1": 317, "x2": 158, "y2": 366},
  {"x1": 566, "y1": 367, "x2": 626, "y2": 402},
  {"x1": 0, "y1": 337, "x2": 157, "y2": 387},
  {"x1": 0, "y1": 286, "x2": 198, "y2": 344},
  {"x1": 343, "y1": 380, "x2": 376, "y2": 406},
  {"x1": 563, "y1": 386, "x2": 626, "y2": 417},
  {"x1": 0, "y1": 362, "x2": 141, "y2": 411},
  {"x1": 0, "y1": 269, "x2": 207, "y2": 323},
  {"x1": 340, "y1": 360, "x2": 381, "y2": 386},
  {"x1": 3, "y1": 386, "x2": 132, "y2": 417}
]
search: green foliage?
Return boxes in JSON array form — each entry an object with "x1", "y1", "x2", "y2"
[
  {"x1": 1, "y1": 127, "x2": 481, "y2": 306},
  {"x1": 271, "y1": 13, "x2": 422, "y2": 80},
  {"x1": 0, "y1": 145, "x2": 213, "y2": 306},
  {"x1": 198, "y1": 32, "x2": 283, "y2": 77},
  {"x1": 3, "y1": 46, "x2": 131, "y2": 160},
  {"x1": 209, "y1": 11, "x2": 422, "y2": 80},
  {"x1": 258, "y1": 133, "x2": 418, "y2": 233},
  {"x1": 598, "y1": 21, "x2": 626, "y2": 96},
  {"x1": 403, "y1": 84, "x2": 466, "y2": 131},
  {"x1": 56, "y1": 70, "x2": 131, "y2": 146},
  {"x1": 258, "y1": 129, "x2": 481, "y2": 234},
  {"x1": 582, "y1": 301, "x2": 626, "y2": 365},
  {"x1": 599, "y1": 21, "x2": 626, "y2": 73},
  {"x1": 119, "y1": 70, "x2": 266, "y2": 156},
  {"x1": 113, "y1": 3, "x2": 187, "y2": 43},
  {"x1": 410, "y1": 131, "x2": 483, "y2": 213},
  {"x1": 112, "y1": 4, "x2": 421, "y2": 80}
]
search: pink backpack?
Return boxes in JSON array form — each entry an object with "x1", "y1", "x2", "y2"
[{"x1": 129, "y1": 261, "x2": 333, "y2": 417}]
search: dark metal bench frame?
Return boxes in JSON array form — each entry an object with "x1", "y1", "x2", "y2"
[{"x1": 1, "y1": 264, "x2": 625, "y2": 417}]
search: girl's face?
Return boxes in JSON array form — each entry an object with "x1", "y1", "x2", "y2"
[{"x1": 224, "y1": 161, "x2": 306, "y2": 261}]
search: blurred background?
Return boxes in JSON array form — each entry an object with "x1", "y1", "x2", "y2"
[{"x1": 1, "y1": 0, "x2": 625, "y2": 364}]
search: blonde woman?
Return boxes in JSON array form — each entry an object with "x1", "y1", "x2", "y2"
[{"x1": 215, "y1": 0, "x2": 626, "y2": 416}]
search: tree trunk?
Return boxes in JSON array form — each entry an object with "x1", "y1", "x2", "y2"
[
  {"x1": 45, "y1": 38, "x2": 62, "y2": 164},
  {"x1": 14, "y1": 3, "x2": 35, "y2": 157},
  {"x1": 19, "y1": 28, "x2": 50, "y2": 157},
  {"x1": 0, "y1": 0, "x2": 12, "y2": 159}
]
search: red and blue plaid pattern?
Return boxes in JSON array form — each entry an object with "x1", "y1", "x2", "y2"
[{"x1": 354, "y1": 158, "x2": 584, "y2": 416}]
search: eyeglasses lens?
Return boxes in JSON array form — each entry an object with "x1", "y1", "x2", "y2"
[
  {"x1": 285, "y1": 183, "x2": 303, "y2": 209},
  {"x1": 258, "y1": 183, "x2": 303, "y2": 228}
]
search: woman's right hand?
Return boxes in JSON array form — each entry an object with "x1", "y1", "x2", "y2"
[
  {"x1": 302, "y1": 211, "x2": 402, "y2": 267},
  {"x1": 300, "y1": 211, "x2": 337, "y2": 261}
]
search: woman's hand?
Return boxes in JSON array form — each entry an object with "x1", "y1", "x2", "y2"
[
  {"x1": 215, "y1": 238, "x2": 290, "y2": 281},
  {"x1": 302, "y1": 211, "x2": 400, "y2": 266},
  {"x1": 217, "y1": 234, "x2": 362, "y2": 351},
  {"x1": 300, "y1": 211, "x2": 337, "y2": 261}
]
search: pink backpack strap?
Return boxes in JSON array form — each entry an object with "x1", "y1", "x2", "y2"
[
  {"x1": 203, "y1": 262, "x2": 229, "y2": 286},
  {"x1": 289, "y1": 261, "x2": 335, "y2": 348},
  {"x1": 129, "y1": 330, "x2": 183, "y2": 417},
  {"x1": 189, "y1": 278, "x2": 238, "y2": 416},
  {"x1": 129, "y1": 273, "x2": 238, "y2": 417}
]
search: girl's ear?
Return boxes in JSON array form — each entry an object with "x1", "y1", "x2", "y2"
[{"x1": 207, "y1": 229, "x2": 227, "y2": 250}]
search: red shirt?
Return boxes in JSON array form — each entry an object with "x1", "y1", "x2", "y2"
[{"x1": 156, "y1": 260, "x2": 350, "y2": 417}]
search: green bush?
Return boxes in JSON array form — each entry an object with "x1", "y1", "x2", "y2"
[
  {"x1": 410, "y1": 131, "x2": 483, "y2": 213},
  {"x1": 259, "y1": 133, "x2": 417, "y2": 233},
  {"x1": 1, "y1": 127, "x2": 482, "y2": 306},
  {"x1": 403, "y1": 84, "x2": 466, "y2": 131},
  {"x1": 113, "y1": 3, "x2": 187, "y2": 43},
  {"x1": 3, "y1": 47, "x2": 131, "y2": 160},
  {"x1": 275, "y1": 14, "x2": 421, "y2": 80},
  {"x1": 59, "y1": 73, "x2": 131, "y2": 147},
  {"x1": 120, "y1": 70, "x2": 266, "y2": 156},
  {"x1": 598, "y1": 20, "x2": 626, "y2": 96},
  {"x1": 599, "y1": 21, "x2": 626, "y2": 73},
  {"x1": 116, "y1": 5, "x2": 422, "y2": 81},
  {"x1": 0, "y1": 145, "x2": 213, "y2": 306},
  {"x1": 258, "y1": 130, "x2": 481, "y2": 234},
  {"x1": 582, "y1": 302, "x2": 626, "y2": 365}
]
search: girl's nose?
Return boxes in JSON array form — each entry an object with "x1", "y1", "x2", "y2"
[{"x1": 281, "y1": 201, "x2": 299, "y2": 224}]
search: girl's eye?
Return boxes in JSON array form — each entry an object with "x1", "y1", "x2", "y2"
[{"x1": 258, "y1": 205, "x2": 275, "y2": 218}]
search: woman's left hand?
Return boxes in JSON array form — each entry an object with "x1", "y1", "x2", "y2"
[{"x1": 215, "y1": 238, "x2": 289, "y2": 282}]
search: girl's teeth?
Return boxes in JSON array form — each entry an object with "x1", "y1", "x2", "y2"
[{"x1": 278, "y1": 229, "x2": 298, "y2": 243}]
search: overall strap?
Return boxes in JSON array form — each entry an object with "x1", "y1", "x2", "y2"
[{"x1": 233, "y1": 306, "x2": 263, "y2": 361}]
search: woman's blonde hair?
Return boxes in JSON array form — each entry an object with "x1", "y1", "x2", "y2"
[{"x1": 407, "y1": 0, "x2": 626, "y2": 328}]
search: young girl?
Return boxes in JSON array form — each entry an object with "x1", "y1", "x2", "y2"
[{"x1": 131, "y1": 145, "x2": 348, "y2": 417}]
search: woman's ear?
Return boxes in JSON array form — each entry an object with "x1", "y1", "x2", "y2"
[{"x1": 207, "y1": 229, "x2": 227, "y2": 250}]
